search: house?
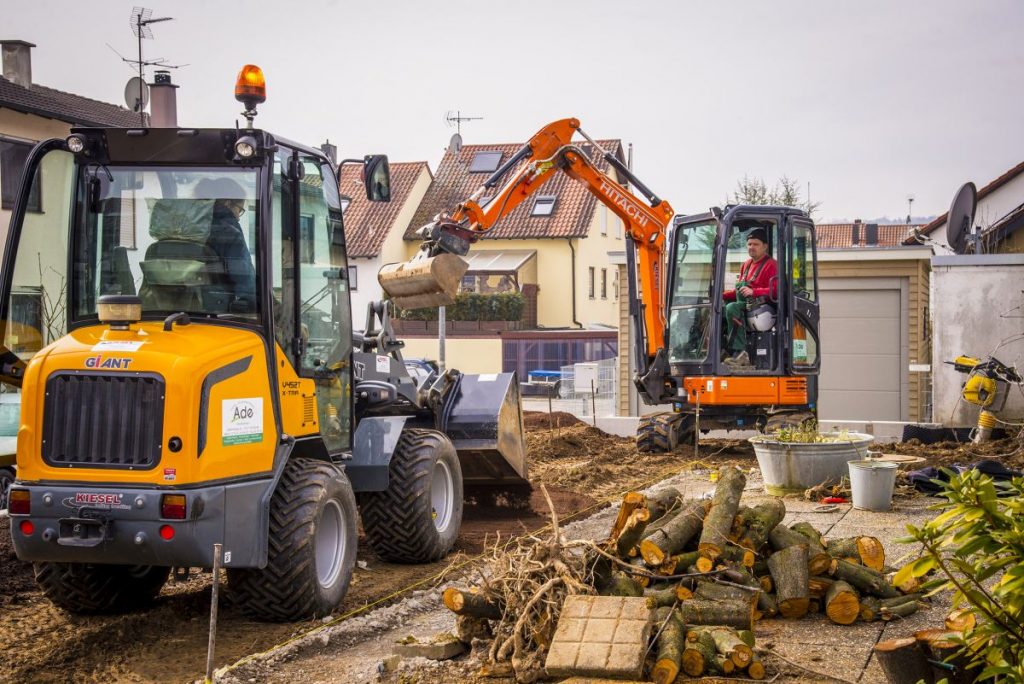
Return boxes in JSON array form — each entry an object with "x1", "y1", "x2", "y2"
[
  {"x1": 909, "y1": 160, "x2": 1024, "y2": 426},
  {"x1": 1, "y1": 40, "x2": 144, "y2": 244},
  {"x1": 614, "y1": 219, "x2": 934, "y2": 425},
  {"x1": 395, "y1": 140, "x2": 629, "y2": 376},
  {"x1": 339, "y1": 161, "x2": 432, "y2": 323},
  {"x1": 905, "y1": 160, "x2": 1024, "y2": 253}
]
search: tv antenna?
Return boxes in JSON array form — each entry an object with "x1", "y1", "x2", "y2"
[
  {"x1": 445, "y1": 110, "x2": 482, "y2": 136},
  {"x1": 120, "y1": 7, "x2": 179, "y2": 125}
]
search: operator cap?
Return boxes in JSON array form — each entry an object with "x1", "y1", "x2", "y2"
[{"x1": 747, "y1": 228, "x2": 768, "y2": 244}]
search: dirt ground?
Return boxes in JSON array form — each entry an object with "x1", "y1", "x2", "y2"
[{"x1": 1, "y1": 415, "x2": 1019, "y2": 683}]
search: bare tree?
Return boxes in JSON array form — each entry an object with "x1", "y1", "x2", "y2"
[{"x1": 732, "y1": 175, "x2": 820, "y2": 218}]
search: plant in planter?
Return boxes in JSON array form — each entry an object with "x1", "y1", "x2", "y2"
[{"x1": 749, "y1": 420, "x2": 872, "y2": 496}]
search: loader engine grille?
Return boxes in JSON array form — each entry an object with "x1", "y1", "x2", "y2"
[{"x1": 42, "y1": 372, "x2": 165, "y2": 468}]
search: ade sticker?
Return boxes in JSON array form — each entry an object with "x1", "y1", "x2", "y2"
[{"x1": 222, "y1": 398, "x2": 263, "y2": 446}]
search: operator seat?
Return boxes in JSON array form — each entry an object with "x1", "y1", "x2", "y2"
[{"x1": 138, "y1": 199, "x2": 227, "y2": 311}]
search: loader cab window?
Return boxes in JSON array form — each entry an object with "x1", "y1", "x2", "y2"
[
  {"x1": 667, "y1": 221, "x2": 717, "y2": 363},
  {"x1": 271, "y1": 149, "x2": 352, "y2": 453},
  {"x1": 71, "y1": 166, "x2": 260, "y2": 322}
]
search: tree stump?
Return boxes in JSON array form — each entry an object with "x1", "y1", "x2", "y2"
[
  {"x1": 824, "y1": 580, "x2": 860, "y2": 625},
  {"x1": 640, "y1": 501, "x2": 709, "y2": 566},
  {"x1": 767, "y1": 544, "x2": 810, "y2": 618},
  {"x1": 874, "y1": 637, "x2": 935, "y2": 684},
  {"x1": 698, "y1": 467, "x2": 747, "y2": 561},
  {"x1": 945, "y1": 608, "x2": 976, "y2": 632},
  {"x1": 916, "y1": 629, "x2": 971, "y2": 684}
]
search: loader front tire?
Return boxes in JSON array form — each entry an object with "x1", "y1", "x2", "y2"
[
  {"x1": 228, "y1": 458, "x2": 357, "y2": 621},
  {"x1": 358, "y1": 428, "x2": 463, "y2": 564},
  {"x1": 34, "y1": 562, "x2": 169, "y2": 614}
]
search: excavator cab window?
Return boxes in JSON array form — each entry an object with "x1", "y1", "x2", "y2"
[{"x1": 667, "y1": 221, "x2": 717, "y2": 363}]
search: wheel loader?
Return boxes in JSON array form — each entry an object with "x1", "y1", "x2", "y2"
[
  {"x1": 380, "y1": 118, "x2": 820, "y2": 452},
  {"x1": 2, "y1": 65, "x2": 526, "y2": 621}
]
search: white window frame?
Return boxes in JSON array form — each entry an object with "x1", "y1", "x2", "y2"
[{"x1": 532, "y1": 195, "x2": 556, "y2": 217}]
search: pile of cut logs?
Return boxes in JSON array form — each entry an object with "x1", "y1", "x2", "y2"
[{"x1": 442, "y1": 467, "x2": 927, "y2": 682}]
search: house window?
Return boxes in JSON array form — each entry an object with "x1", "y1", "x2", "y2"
[
  {"x1": 469, "y1": 151, "x2": 502, "y2": 173},
  {"x1": 0, "y1": 137, "x2": 41, "y2": 212},
  {"x1": 600, "y1": 268, "x2": 607, "y2": 299},
  {"x1": 588, "y1": 267, "x2": 595, "y2": 299},
  {"x1": 532, "y1": 195, "x2": 556, "y2": 217},
  {"x1": 348, "y1": 265, "x2": 358, "y2": 291},
  {"x1": 600, "y1": 205, "x2": 608, "y2": 235},
  {"x1": 299, "y1": 214, "x2": 315, "y2": 263}
]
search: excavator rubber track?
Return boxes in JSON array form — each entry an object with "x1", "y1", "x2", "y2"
[{"x1": 636, "y1": 412, "x2": 694, "y2": 453}]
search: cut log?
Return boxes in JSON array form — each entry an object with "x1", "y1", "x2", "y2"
[
  {"x1": 694, "y1": 556, "x2": 715, "y2": 573},
  {"x1": 646, "y1": 486, "x2": 684, "y2": 523},
  {"x1": 881, "y1": 600, "x2": 920, "y2": 621},
  {"x1": 604, "y1": 571, "x2": 644, "y2": 597},
  {"x1": 640, "y1": 501, "x2": 710, "y2": 566},
  {"x1": 808, "y1": 576, "x2": 836, "y2": 599},
  {"x1": 676, "y1": 585, "x2": 694, "y2": 601},
  {"x1": 831, "y1": 559, "x2": 901, "y2": 598},
  {"x1": 698, "y1": 466, "x2": 747, "y2": 561},
  {"x1": 714, "y1": 654, "x2": 735, "y2": 674},
  {"x1": 758, "y1": 575, "x2": 773, "y2": 593},
  {"x1": 808, "y1": 598, "x2": 822, "y2": 614},
  {"x1": 874, "y1": 637, "x2": 935, "y2": 684},
  {"x1": 945, "y1": 608, "x2": 976, "y2": 632},
  {"x1": 824, "y1": 580, "x2": 860, "y2": 625},
  {"x1": 678, "y1": 596, "x2": 757, "y2": 630},
  {"x1": 682, "y1": 629, "x2": 718, "y2": 677},
  {"x1": 646, "y1": 587, "x2": 682, "y2": 609},
  {"x1": 719, "y1": 566, "x2": 777, "y2": 617},
  {"x1": 828, "y1": 536, "x2": 886, "y2": 571},
  {"x1": 707, "y1": 626, "x2": 754, "y2": 668},
  {"x1": 769, "y1": 524, "x2": 831, "y2": 575},
  {"x1": 719, "y1": 544, "x2": 756, "y2": 568},
  {"x1": 767, "y1": 544, "x2": 810, "y2": 619},
  {"x1": 455, "y1": 614, "x2": 492, "y2": 643},
  {"x1": 695, "y1": 581, "x2": 759, "y2": 604},
  {"x1": 661, "y1": 550, "x2": 700, "y2": 572},
  {"x1": 736, "y1": 629, "x2": 755, "y2": 648},
  {"x1": 739, "y1": 499, "x2": 786, "y2": 550},
  {"x1": 651, "y1": 607, "x2": 685, "y2": 684},
  {"x1": 859, "y1": 596, "x2": 880, "y2": 622},
  {"x1": 790, "y1": 521, "x2": 825, "y2": 548},
  {"x1": 614, "y1": 507, "x2": 651, "y2": 558},
  {"x1": 443, "y1": 587, "x2": 502, "y2": 620},
  {"x1": 747, "y1": 654, "x2": 767, "y2": 680},
  {"x1": 608, "y1": 491, "x2": 646, "y2": 542}
]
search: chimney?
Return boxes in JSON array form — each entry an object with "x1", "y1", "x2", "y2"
[
  {"x1": 851, "y1": 222, "x2": 860, "y2": 245},
  {"x1": 148, "y1": 70, "x2": 178, "y2": 127},
  {"x1": 320, "y1": 139, "x2": 337, "y2": 165},
  {"x1": 865, "y1": 223, "x2": 879, "y2": 246},
  {"x1": 1, "y1": 40, "x2": 35, "y2": 88}
]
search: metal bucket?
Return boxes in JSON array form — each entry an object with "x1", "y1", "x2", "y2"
[
  {"x1": 378, "y1": 253, "x2": 469, "y2": 310},
  {"x1": 749, "y1": 432, "x2": 874, "y2": 496},
  {"x1": 445, "y1": 372, "x2": 529, "y2": 487},
  {"x1": 848, "y1": 460, "x2": 898, "y2": 511}
]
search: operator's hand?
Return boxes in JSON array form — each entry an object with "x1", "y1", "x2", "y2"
[{"x1": 739, "y1": 286, "x2": 754, "y2": 298}]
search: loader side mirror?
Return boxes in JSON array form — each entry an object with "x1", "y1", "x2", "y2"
[{"x1": 363, "y1": 155, "x2": 391, "y2": 202}]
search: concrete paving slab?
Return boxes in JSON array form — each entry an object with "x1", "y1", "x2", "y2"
[
  {"x1": 761, "y1": 641, "x2": 869, "y2": 682},
  {"x1": 545, "y1": 596, "x2": 652, "y2": 679},
  {"x1": 755, "y1": 614, "x2": 884, "y2": 647}
]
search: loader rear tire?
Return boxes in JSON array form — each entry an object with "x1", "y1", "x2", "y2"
[
  {"x1": 228, "y1": 458, "x2": 358, "y2": 621},
  {"x1": 358, "y1": 428, "x2": 463, "y2": 564},
  {"x1": 34, "y1": 562, "x2": 169, "y2": 614},
  {"x1": 637, "y1": 413, "x2": 691, "y2": 453}
]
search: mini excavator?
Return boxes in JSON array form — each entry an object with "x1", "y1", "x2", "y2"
[{"x1": 381, "y1": 118, "x2": 821, "y2": 452}]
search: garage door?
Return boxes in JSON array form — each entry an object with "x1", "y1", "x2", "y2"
[{"x1": 818, "y1": 279, "x2": 905, "y2": 421}]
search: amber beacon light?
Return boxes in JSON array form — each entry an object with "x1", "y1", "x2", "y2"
[{"x1": 235, "y1": 65, "x2": 266, "y2": 127}]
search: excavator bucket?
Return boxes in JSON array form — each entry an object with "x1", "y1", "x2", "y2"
[{"x1": 377, "y1": 253, "x2": 469, "y2": 310}]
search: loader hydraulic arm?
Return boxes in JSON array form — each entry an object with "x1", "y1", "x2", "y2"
[{"x1": 398, "y1": 117, "x2": 674, "y2": 362}]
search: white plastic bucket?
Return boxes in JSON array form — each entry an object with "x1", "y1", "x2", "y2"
[{"x1": 848, "y1": 460, "x2": 898, "y2": 511}]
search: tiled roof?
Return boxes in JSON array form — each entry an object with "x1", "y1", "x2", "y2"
[
  {"x1": 816, "y1": 223, "x2": 921, "y2": 249},
  {"x1": 908, "y1": 159, "x2": 1024, "y2": 243},
  {"x1": 341, "y1": 161, "x2": 430, "y2": 258},
  {"x1": 403, "y1": 139, "x2": 625, "y2": 241},
  {"x1": 0, "y1": 76, "x2": 145, "y2": 128}
]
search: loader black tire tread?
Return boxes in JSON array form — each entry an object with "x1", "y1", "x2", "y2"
[
  {"x1": 228, "y1": 458, "x2": 357, "y2": 622},
  {"x1": 358, "y1": 428, "x2": 463, "y2": 564},
  {"x1": 34, "y1": 562, "x2": 169, "y2": 614},
  {"x1": 637, "y1": 413, "x2": 690, "y2": 453}
]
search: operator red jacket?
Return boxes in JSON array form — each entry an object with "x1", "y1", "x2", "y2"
[{"x1": 723, "y1": 255, "x2": 778, "y2": 301}]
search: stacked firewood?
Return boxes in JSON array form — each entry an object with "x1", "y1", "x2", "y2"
[{"x1": 441, "y1": 468, "x2": 925, "y2": 682}]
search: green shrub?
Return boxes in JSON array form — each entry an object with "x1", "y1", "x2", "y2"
[
  {"x1": 894, "y1": 469, "x2": 1024, "y2": 681},
  {"x1": 396, "y1": 292, "x2": 524, "y2": 322}
]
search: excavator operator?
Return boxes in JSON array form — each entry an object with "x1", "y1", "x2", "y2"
[{"x1": 722, "y1": 228, "x2": 777, "y2": 368}]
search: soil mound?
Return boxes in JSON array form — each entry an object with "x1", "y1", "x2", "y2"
[{"x1": 523, "y1": 410, "x2": 584, "y2": 431}]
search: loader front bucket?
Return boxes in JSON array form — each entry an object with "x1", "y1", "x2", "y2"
[
  {"x1": 445, "y1": 372, "x2": 529, "y2": 488},
  {"x1": 378, "y1": 253, "x2": 469, "y2": 310}
]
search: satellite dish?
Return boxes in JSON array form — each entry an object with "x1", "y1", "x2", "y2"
[
  {"x1": 447, "y1": 132, "x2": 463, "y2": 154},
  {"x1": 946, "y1": 182, "x2": 977, "y2": 254},
  {"x1": 124, "y1": 77, "x2": 150, "y2": 112}
]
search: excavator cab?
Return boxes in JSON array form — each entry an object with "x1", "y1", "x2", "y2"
[{"x1": 638, "y1": 206, "x2": 820, "y2": 450}]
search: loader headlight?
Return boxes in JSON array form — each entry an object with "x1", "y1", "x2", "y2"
[
  {"x1": 66, "y1": 135, "x2": 86, "y2": 154},
  {"x1": 234, "y1": 136, "x2": 257, "y2": 159}
]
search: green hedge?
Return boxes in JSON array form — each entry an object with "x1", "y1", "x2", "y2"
[{"x1": 397, "y1": 292, "x2": 524, "y2": 321}]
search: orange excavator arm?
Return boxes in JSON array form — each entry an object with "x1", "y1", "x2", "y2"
[{"x1": 380, "y1": 118, "x2": 674, "y2": 362}]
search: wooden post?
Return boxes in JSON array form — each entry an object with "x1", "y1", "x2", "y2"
[
  {"x1": 590, "y1": 378, "x2": 597, "y2": 427},
  {"x1": 205, "y1": 543, "x2": 222, "y2": 684}
]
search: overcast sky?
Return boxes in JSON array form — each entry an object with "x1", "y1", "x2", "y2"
[{"x1": 6, "y1": 1, "x2": 1023, "y2": 222}]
